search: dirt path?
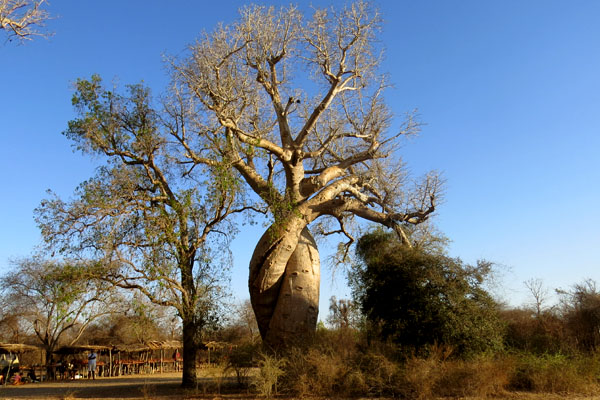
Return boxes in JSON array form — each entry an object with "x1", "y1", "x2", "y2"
[{"x1": 0, "y1": 372, "x2": 199, "y2": 399}]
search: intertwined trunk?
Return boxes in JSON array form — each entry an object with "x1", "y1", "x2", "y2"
[{"x1": 249, "y1": 220, "x2": 320, "y2": 349}]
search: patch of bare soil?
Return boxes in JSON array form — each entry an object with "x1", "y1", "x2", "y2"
[
  {"x1": 0, "y1": 372, "x2": 254, "y2": 399},
  {"x1": 0, "y1": 372, "x2": 180, "y2": 399}
]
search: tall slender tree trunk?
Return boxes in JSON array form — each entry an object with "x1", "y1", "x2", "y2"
[
  {"x1": 249, "y1": 221, "x2": 320, "y2": 349},
  {"x1": 181, "y1": 317, "x2": 198, "y2": 388},
  {"x1": 181, "y1": 255, "x2": 198, "y2": 388}
]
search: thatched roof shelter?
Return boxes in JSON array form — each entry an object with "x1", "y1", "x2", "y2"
[
  {"x1": 204, "y1": 341, "x2": 230, "y2": 351},
  {"x1": 113, "y1": 340, "x2": 183, "y2": 353},
  {"x1": 0, "y1": 343, "x2": 40, "y2": 354},
  {"x1": 145, "y1": 340, "x2": 182, "y2": 350},
  {"x1": 113, "y1": 344, "x2": 147, "y2": 353},
  {"x1": 53, "y1": 344, "x2": 112, "y2": 355}
]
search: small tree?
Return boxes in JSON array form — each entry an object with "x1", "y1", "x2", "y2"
[
  {"x1": 0, "y1": 304, "x2": 28, "y2": 343},
  {"x1": 234, "y1": 299, "x2": 260, "y2": 342},
  {"x1": 0, "y1": 258, "x2": 117, "y2": 366},
  {"x1": 350, "y1": 230, "x2": 504, "y2": 356},
  {"x1": 524, "y1": 278, "x2": 549, "y2": 318},
  {"x1": 0, "y1": 0, "x2": 50, "y2": 42},
  {"x1": 327, "y1": 296, "x2": 360, "y2": 330}
]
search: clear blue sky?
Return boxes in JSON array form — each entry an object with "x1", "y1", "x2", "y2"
[{"x1": 1, "y1": 1, "x2": 599, "y2": 313}]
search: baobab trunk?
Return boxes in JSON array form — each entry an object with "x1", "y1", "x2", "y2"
[{"x1": 249, "y1": 222, "x2": 320, "y2": 349}]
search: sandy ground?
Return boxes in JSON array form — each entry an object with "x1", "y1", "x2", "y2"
[{"x1": 0, "y1": 372, "x2": 245, "y2": 399}]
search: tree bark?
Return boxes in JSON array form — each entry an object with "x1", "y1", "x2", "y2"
[
  {"x1": 249, "y1": 223, "x2": 320, "y2": 349},
  {"x1": 181, "y1": 317, "x2": 198, "y2": 388}
]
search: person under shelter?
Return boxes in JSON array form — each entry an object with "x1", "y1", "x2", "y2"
[{"x1": 87, "y1": 351, "x2": 97, "y2": 380}]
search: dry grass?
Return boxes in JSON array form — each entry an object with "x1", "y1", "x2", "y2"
[
  {"x1": 251, "y1": 353, "x2": 286, "y2": 398},
  {"x1": 5, "y1": 349, "x2": 600, "y2": 399},
  {"x1": 138, "y1": 379, "x2": 156, "y2": 399},
  {"x1": 60, "y1": 390, "x2": 79, "y2": 400}
]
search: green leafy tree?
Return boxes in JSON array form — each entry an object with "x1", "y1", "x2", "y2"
[
  {"x1": 36, "y1": 77, "x2": 252, "y2": 387},
  {"x1": 0, "y1": 258, "x2": 117, "y2": 366},
  {"x1": 350, "y1": 230, "x2": 504, "y2": 356}
]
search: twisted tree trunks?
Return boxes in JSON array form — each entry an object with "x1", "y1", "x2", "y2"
[{"x1": 249, "y1": 221, "x2": 320, "y2": 349}]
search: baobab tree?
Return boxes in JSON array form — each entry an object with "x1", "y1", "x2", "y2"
[
  {"x1": 40, "y1": 2, "x2": 440, "y2": 357},
  {"x1": 171, "y1": 1, "x2": 441, "y2": 348}
]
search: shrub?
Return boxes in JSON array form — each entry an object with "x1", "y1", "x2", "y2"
[
  {"x1": 226, "y1": 341, "x2": 259, "y2": 387},
  {"x1": 509, "y1": 353, "x2": 597, "y2": 394},
  {"x1": 252, "y1": 353, "x2": 287, "y2": 398},
  {"x1": 397, "y1": 356, "x2": 438, "y2": 400},
  {"x1": 501, "y1": 308, "x2": 573, "y2": 354},
  {"x1": 388, "y1": 345, "x2": 512, "y2": 399},
  {"x1": 434, "y1": 357, "x2": 511, "y2": 397},
  {"x1": 281, "y1": 346, "x2": 351, "y2": 397},
  {"x1": 350, "y1": 230, "x2": 505, "y2": 357},
  {"x1": 356, "y1": 352, "x2": 399, "y2": 397}
]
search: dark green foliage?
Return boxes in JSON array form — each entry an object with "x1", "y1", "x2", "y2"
[
  {"x1": 350, "y1": 229, "x2": 504, "y2": 356},
  {"x1": 560, "y1": 279, "x2": 600, "y2": 352}
]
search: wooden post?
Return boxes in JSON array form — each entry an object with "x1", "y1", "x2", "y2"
[
  {"x1": 160, "y1": 349, "x2": 163, "y2": 374},
  {"x1": 109, "y1": 349, "x2": 112, "y2": 377}
]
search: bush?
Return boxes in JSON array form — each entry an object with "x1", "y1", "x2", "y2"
[
  {"x1": 501, "y1": 308, "x2": 573, "y2": 354},
  {"x1": 282, "y1": 347, "x2": 350, "y2": 397},
  {"x1": 397, "y1": 356, "x2": 438, "y2": 400},
  {"x1": 251, "y1": 353, "x2": 287, "y2": 398},
  {"x1": 275, "y1": 336, "x2": 600, "y2": 398},
  {"x1": 355, "y1": 352, "x2": 399, "y2": 396},
  {"x1": 434, "y1": 357, "x2": 511, "y2": 397},
  {"x1": 394, "y1": 348, "x2": 510, "y2": 399},
  {"x1": 226, "y1": 341, "x2": 260, "y2": 387},
  {"x1": 510, "y1": 353, "x2": 599, "y2": 394},
  {"x1": 350, "y1": 230, "x2": 505, "y2": 357}
]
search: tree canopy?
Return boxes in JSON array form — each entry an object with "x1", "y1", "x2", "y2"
[
  {"x1": 36, "y1": 76, "x2": 250, "y2": 387},
  {"x1": 351, "y1": 229, "x2": 504, "y2": 356},
  {"x1": 169, "y1": 1, "x2": 441, "y2": 347}
]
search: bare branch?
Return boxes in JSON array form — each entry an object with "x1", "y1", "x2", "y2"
[{"x1": 0, "y1": 0, "x2": 51, "y2": 42}]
